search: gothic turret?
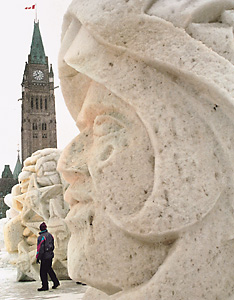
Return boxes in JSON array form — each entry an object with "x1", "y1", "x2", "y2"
[
  {"x1": 13, "y1": 152, "x2": 22, "y2": 180},
  {"x1": 0, "y1": 165, "x2": 18, "y2": 218},
  {"x1": 1, "y1": 166, "x2": 13, "y2": 179}
]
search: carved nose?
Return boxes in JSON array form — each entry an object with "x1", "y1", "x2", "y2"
[
  {"x1": 57, "y1": 138, "x2": 90, "y2": 184},
  {"x1": 58, "y1": 153, "x2": 90, "y2": 183}
]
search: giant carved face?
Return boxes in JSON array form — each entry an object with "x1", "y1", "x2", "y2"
[
  {"x1": 58, "y1": 81, "x2": 163, "y2": 293},
  {"x1": 58, "y1": 0, "x2": 234, "y2": 297}
]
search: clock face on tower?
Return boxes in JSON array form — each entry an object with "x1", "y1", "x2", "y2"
[{"x1": 33, "y1": 70, "x2": 44, "y2": 80}]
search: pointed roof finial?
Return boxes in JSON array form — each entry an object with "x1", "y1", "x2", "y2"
[
  {"x1": 13, "y1": 146, "x2": 22, "y2": 180},
  {"x1": 50, "y1": 64, "x2": 54, "y2": 75}
]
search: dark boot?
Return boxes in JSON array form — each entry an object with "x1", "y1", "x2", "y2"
[
  {"x1": 37, "y1": 287, "x2": 49, "y2": 291},
  {"x1": 52, "y1": 282, "x2": 60, "y2": 289}
]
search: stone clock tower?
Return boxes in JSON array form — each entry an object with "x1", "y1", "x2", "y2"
[{"x1": 21, "y1": 21, "x2": 57, "y2": 163}]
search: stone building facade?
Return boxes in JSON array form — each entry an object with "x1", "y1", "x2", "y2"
[{"x1": 21, "y1": 21, "x2": 57, "y2": 163}]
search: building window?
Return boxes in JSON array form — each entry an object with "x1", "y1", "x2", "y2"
[
  {"x1": 45, "y1": 98, "x2": 47, "y2": 110},
  {"x1": 31, "y1": 97, "x2": 33, "y2": 109},
  {"x1": 33, "y1": 133, "x2": 38, "y2": 138},
  {"x1": 32, "y1": 123, "x2": 37, "y2": 130},
  {"x1": 40, "y1": 98, "x2": 43, "y2": 109},
  {"x1": 42, "y1": 133, "x2": 47, "y2": 138},
  {"x1": 36, "y1": 98, "x2": 39, "y2": 109},
  {"x1": 42, "y1": 123, "x2": 47, "y2": 130}
]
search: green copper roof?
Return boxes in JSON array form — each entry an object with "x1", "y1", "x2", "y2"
[
  {"x1": 13, "y1": 154, "x2": 22, "y2": 180},
  {"x1": 2, "y1": 165, "x2": 13, "y2": 179},
  {"x1": 30, "y1": 21, "x2": 46, "y2": 64}
]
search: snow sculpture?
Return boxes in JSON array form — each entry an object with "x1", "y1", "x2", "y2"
[
  {"x1": 4, "y1": 148, "x2": 70, "y2": 281},
  {"x1": 58, "y1": 0, "x2": 234, "y2": 299},
  {"x1": 4, "y1": 193, "x2": 19, "y2": 220}
]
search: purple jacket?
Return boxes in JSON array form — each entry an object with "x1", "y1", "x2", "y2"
[{"x1": 36, "y1": 230, "x2": 54, "y2": 260}]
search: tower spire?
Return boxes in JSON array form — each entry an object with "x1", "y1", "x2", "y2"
[{"x1": 29, "y1": 20, "x2": 47, "y2": 65}]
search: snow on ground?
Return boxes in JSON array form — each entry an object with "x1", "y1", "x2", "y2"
[
  {"x1": 0, "y1": 218, "x2": 87, "y2": 299},
  {"x1": 0, "y1": 280, "x2": 87, "y2": 300}
]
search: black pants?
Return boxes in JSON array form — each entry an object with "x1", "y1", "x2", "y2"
[{"x1": 40, "y1": 258, "x2": 59, "y2": 288}]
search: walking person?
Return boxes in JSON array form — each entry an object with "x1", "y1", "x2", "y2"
[{"x1": 36, "y1": 222, "x2": 60, "y2": 291}]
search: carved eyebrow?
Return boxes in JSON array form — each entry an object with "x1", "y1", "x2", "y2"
[
  {"x1": 76, "y1": 98, "x2": 133, "y2": 130},
  {"x1": 106, "y1": 111, "x2": 130, "y2": 126},
  {"x1": 93, "y1": 114, "x2": 127, "y2": 128}
]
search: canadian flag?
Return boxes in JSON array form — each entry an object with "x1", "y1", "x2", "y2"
[{"x1": 25, "y1": 5, "x2": 36, "y2": 9}]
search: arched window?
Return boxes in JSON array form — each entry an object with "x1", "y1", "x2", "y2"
[
  {"x1": 32, "y1": 123, "x2": 37, "y2": 130},
  {"x1": 42, "y1": 123, "x2": 47, "y2": 130},
  {"x1": 40, "y1": 98, "x2": 43, "y2": 109},
  {"x1": 36, "y1": 98, "x2": 39, "y2": 109},
  {"x1": 31, "y1": 97, "x2": 33, "y2": 109},
  {"x1": 45, "y1": 98, "x2": 47, "y2": 110}
]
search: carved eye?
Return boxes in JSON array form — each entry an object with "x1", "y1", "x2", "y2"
[{"x1": 93, "y1": 115, "x2": 124, "y2": 137}]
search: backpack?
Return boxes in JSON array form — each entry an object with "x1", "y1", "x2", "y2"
[
  {"x1": 45, "y1": 234, "x2": 54, "y2": 252},
  {"x1": 45, "y1": 241, "x2": 54, "y2": 252}
]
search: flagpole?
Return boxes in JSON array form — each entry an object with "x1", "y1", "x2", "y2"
[{"x1": 35, "y1": 2, "x2": 38, "y2": 23}]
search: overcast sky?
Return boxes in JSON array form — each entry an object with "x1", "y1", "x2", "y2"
[{"x1": 0, "y1": 0, "x2": 78, "y2": 174}]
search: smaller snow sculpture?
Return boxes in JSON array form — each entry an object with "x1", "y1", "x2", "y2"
[{"x1": 4, "y1": 148, "x2": 70, "y2": 281}]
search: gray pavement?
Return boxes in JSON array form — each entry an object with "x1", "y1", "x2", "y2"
[
  {"x1": 0, "y1": 267, "x2": 87, "y2": 300},
  {"x1": 0, "y1": 245, "x2": 87, "y2": 300}
]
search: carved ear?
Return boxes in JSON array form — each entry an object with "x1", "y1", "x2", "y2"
[{"x1": 105, "y1": 80, "x2": 234, "y2": 241}]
